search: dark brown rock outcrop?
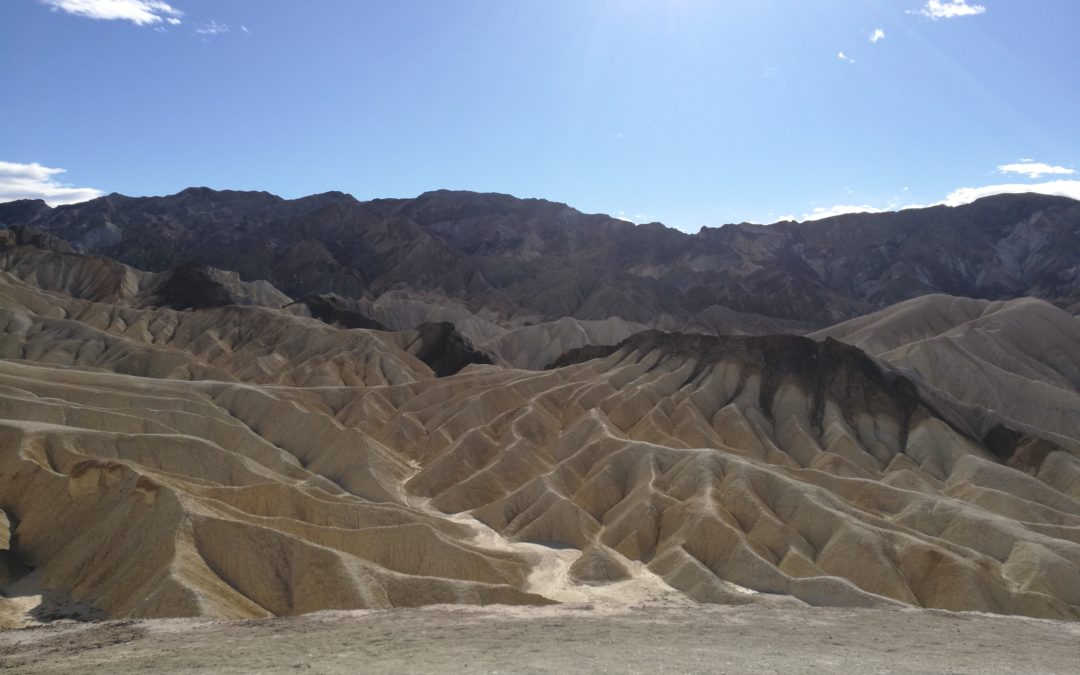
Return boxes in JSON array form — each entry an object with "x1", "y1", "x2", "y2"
[
  {"x1": 294, "y1": 294, "x2": 388, "y2": 331},
  {"x1": 408, "y1": 322, "x2": 494, "y2": 377}
]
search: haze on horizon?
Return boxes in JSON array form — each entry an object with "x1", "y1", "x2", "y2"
[{"x1": 2, "y1": 0, "x2": 1079, "y2": 230}]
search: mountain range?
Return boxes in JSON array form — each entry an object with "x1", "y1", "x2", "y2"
[{"x1": 3, "y1": 189, "x2": 1078, "y2": 329}]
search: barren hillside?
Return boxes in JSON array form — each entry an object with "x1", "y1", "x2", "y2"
[{"x1": 2, "y1": 237, "x2": 1079, "y2": 625}]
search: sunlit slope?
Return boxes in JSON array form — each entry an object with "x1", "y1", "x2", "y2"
[
  {"x1": 0, "y1": 361, "x2": 548, "y2": 618},
  {"x1": 814, "y1": 294, "x2": 1080, "y2": 442},
  {"x1": 0, "y1": 238, "x2": 290, "y2": 310},
  {"x1": 373, "y1": 332, "x2": 1080, "y2": 618},
  {"x1": 0, "y1": 269, "x2": 431, "y2": 387},
  {"x1": 1, "y1": 268, "x2": 1079, "y2": 622}
]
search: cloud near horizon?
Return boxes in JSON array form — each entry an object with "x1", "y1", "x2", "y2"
[
  {"x1": 939, "y1": 180, "x2": 1080, "y2": 206},
  {"x1": 41, "y1": 0, "x2": 183, "y2": 26},
  {"x1": 794, "y1": 179, "x2": 1080, "y2": 222},
  {"x1": 911, "y1": 0, "x2": 986, "y2": 20},
  {"x1": 997, "y1": 161, "x2": 1075, "y2": 179},
  {"x1": 0, "y1": 161, "x2": 104, "y2": 206},
  {"x1": 615, "y1": 211, "x2": 655, "y2": 224},
  {"x1": 801, "y1": 204, "x2": 884, "y2": 221}
]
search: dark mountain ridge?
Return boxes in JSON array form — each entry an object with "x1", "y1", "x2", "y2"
[{"x1": 2, "y1": 188, "x2": 1078, "y2": 326}]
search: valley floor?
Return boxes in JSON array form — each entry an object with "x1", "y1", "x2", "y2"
[{"x1": 2, "y1": 604, "x2": 1079, "y2": 674}]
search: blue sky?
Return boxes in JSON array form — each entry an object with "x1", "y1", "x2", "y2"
[{"x1": 2, "y1": 0, "x2": 1078, "y2": 231}]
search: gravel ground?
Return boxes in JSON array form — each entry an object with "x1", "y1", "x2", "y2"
[{"x1": 2, "y1": 603, "x2": 1079, "y2": 674}]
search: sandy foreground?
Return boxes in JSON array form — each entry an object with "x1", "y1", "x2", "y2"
[{"x1": 2, "y1": 603, "x2": 1079, "y2": 674}]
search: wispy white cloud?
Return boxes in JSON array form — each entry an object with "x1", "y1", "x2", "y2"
[
  {"x1": 837, "y1": 51, "x2": 855, "y2": 64},
  {"x1": 997, "y1": 160, "x2": 1074, "y2": 179},
  {"x1": 910, "y1": 0, "x2": 986, "y2": 20},
  {"x1": 41, "y1": 0, "x2": 183, "y2": 27},
  {"x1": 870, "y1": 28, "x2": 886, "y2": 43},
  {"x1": 0, "y1": 161, "x2": 103, "y2": 206},
  {"x1": 241, "y1": 25, "x2": 250, "y2": 34},
  {"x1": 195, "y1": 19, "x2": 228, "y2": 35}
]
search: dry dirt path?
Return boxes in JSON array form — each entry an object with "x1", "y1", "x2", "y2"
[{"x1": 2, "y1": 604, "x2": 1079, "y2": 674}]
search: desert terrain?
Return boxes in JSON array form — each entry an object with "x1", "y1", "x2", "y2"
[
  {"x1": 3, "y1": 603, "x2": 1080, "y2": 674},
  {"x1": 1, "y1": 192, "x2": 1079, "y2": 671}
]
